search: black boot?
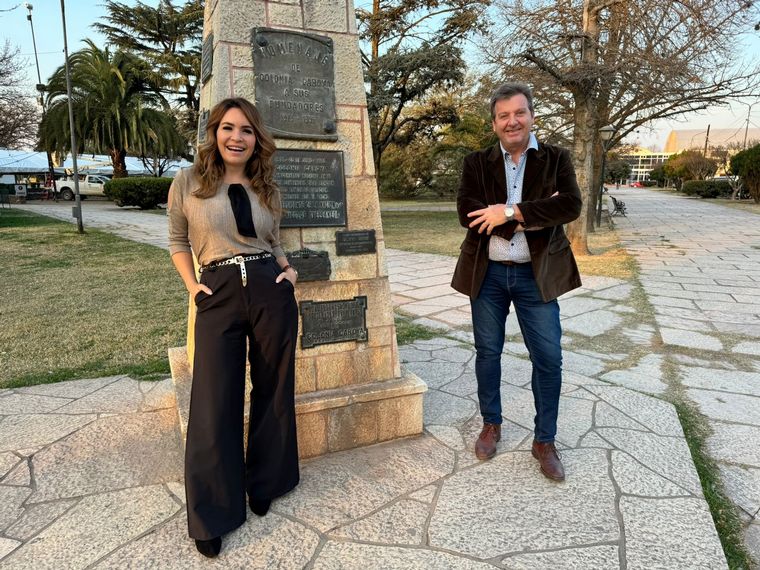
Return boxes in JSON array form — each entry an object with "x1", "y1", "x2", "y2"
[
  {"x1": 195, "y1": 536, "x2": 222, "y2": 558},
  {"x1": 248, "y1": 497, "x2": 271, "y2": 516}
]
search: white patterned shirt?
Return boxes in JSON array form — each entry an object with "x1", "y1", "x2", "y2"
[{"x1": 489, "y1": 133, "x2": 538, "y2": 263}]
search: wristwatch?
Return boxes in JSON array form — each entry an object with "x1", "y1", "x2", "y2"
[{"x1": 504, "y1": 205, "x2": 515, "y2": 220}]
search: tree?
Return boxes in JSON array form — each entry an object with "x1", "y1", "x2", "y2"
[
  {"x1": 730, "y1": 143, "x2": 760, "y2": 203},
  {"x1": 39, "y1": 41, "x2": 185, "y2": 177},
  {"x1": 377, "y1": 139, "x2": 434, "y2": 198},
  {"x1": 711, "y1": 142, "x2": 745, "y2": 199},
  {"x1": 0, "y1": 41, "x2": 39, "y2": 149},
  {"x1": 357, "y1": 0, "x2": 490, "y2": 172},
  {"x1": 93, "y1": 0, "x2": 203, "y2": 141},
  {"x1": 378, "y1": 80, "x2": 496, "y2": 199},
  {"x1": 604, "y1": 156, "x2": 631, "y2": 184},
  {"x1": 663, "y1": 150, "x2": 717, "y2": 189},
  {"x1": 427, "y1": 83, "x2": 497, "y2": 197},
  {"x1": 648, "y1": 165, "x2": 667, "y2": 187},
  {"x1": 487, "y1": 0, "x2": 760, "y2": 253}
]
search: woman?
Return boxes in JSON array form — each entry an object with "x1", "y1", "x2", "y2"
[{"x1": 168, "y1": 97, "x2": 300, "y2": 558}]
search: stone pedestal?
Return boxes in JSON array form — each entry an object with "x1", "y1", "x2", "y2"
[
  {"x1": 169, "y1": 0, "x2": 426, "y2": 458},
  {"x1": 170, "y1": 347, "x2": 425, "y2": 459}
]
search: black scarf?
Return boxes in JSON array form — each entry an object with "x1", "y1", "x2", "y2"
[{"x1": 227, "y1": 183, "x2": 257, "y2": 238}]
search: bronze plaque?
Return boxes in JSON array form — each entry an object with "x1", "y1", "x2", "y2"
[
  {"x1": 286, "y1": 248, "x2": 331, "y2": 282},
  {"x1": 201, "y1": 33, "x2": 213, "y2": 83},
  {"x1": 197, "y1": 109, "x2": 210, "y2": 144},
  {"x1": 252, "y1": 27, "x2": 337, "y2": 141},
  {"x1": 300, "y1": 296, "x2": 368, "y2": 348},
  {"x1": 335, "y1": 230, "x2": 376, "y2": 255},
  {"x1": 274, "y1": 149, "x2": 346, "y2": 227}
]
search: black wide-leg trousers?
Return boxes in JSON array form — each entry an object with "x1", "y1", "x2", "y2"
[{"x1": 185, "y1": 256, "x2": 300, "y2": 540}]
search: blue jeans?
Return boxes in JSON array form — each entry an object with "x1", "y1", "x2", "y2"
[{"x1": 470, "y1": 261, "x2": 562, "y2": 442}]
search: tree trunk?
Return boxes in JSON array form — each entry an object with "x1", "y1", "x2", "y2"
[
  {"x1": 587, "y1": 140, "x2": 603, "y2": 232},
  {"x1": 566, "y1": 0, "x2": 602, "y2": 255},
  {"x1": 111, "y1": 148, "x2": 128, "y2": 178},
  {"x1": 567, "y1": 95, "x2": 594, "y2": 255}
]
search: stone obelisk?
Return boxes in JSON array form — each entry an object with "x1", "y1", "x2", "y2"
[{"x1": 169, "y1": 0, "x2": 426, "y2": 458}]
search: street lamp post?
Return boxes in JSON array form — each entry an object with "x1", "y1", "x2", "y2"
[
  {"x1": 59, "y1": 0, "x2": 84, "y2": 233},
  {"x1": 596, "y1": 124, "x2": 616, "y2": 227},
  {"x1": 25, "y1": 3, "x2": 58, "y2": 202}
]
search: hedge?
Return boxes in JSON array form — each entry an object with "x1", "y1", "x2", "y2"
[
  {"x1": 681, "y1": 180, "x2": 732, "y2": 199},
  {"x1": 104, "y1": 177, "x2": 173, "y2": 209}
]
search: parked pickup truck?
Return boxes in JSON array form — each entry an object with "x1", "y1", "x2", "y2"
[{"x1": 57, "y1": 174, "x2": 110, "y2": 200}]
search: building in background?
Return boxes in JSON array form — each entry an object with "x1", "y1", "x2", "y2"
[{"x1": 618, "y1": 147, "x2": 673, "y2": 183}]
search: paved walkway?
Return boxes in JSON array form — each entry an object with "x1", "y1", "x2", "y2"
[
  {"x1": 612, "y1": 187, "x2": 760, "y2": 560},
  {"x1": 9, "y1": 200, "x2": 171, "y2": 249},
  {"x1": 2, "y1": 195, "x2": 757, "y2": 567}
]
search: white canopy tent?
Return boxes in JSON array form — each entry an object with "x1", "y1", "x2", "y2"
[{"x1": 0, "y1": 149, "x2": 192, "y2": 176}]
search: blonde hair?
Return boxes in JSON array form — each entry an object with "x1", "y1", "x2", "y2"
[{"x1": 193, "y1": 98, "x2": 280, "y2": 215}]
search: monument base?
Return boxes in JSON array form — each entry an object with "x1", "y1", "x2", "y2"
[{"x1": 168, "y1": 346, "x2": 426, "y2": 459}]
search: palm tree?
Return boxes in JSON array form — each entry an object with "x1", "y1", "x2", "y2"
[
  {"x1": 93, "y1": 0, "x2": 203, "y2": 141},
  {"x1": 39, "y1": 40, "x2": 185, "y2": 177}
]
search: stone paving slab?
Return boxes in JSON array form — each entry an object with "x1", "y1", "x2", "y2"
[{"x1": 621, "y1": 496, "x2": 727, "y2": 569}]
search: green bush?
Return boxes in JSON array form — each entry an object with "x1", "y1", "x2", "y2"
[
  {"x1": 104, "y1": 177, "x2": 173, "y2": 209},
  {"x1": 681, "y1": 180, "x2": 732, "y2": 199},
  {"x1": 731, "y1": 144, "x2": 760, "y2": 203},
  {"x1": 642, "y1": 180, "x2": 658, "y2": 187}
]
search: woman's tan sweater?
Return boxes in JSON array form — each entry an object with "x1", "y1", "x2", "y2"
[{"x1": 167, "y1": 168, "x2": 285, "y2": 265}]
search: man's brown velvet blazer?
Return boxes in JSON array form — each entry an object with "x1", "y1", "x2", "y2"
[{"x1": 451, "y1": 141, "x2": 583, "y2": 302}]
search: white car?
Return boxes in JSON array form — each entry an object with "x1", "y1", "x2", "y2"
[{"x1": 57, "y1": 174, "x2": 110, "y2": 200}]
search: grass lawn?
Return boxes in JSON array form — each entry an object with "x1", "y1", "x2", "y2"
[
  {"x1": 380, "y1": 211, "x2": 466, "y2": 257},
  {"x1": 379, "y1": 198, "x2": 456, "y2": 209},
  {"x1": 0, "y1": 208, "x2": 186, "y2": 388},
  {"x1": 380, "y1": 209, "x2": 634, "y2": 280}
]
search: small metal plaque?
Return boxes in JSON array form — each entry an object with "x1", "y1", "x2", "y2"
[
  {"x1": 286, "y1": 248, "x2": 331, "y2": 282},
  {"x1": 197, "y1": 109, "x2": 209, "y2": 143},
  {"x1": 300, "y1": 296, "x2": 368, "y2": 348},
  {"x1": 335, "y1": 230, "x2": 376, "y2": 256},
  {"x1": 201, "y1": 33, "x2": 213, "y2": 83},
  {"x1": 252, "y1": 27, "x2": 337, "y2": 141},
  {"x1": 275, "y1": 149, "x2": 346, "y2": 227}
]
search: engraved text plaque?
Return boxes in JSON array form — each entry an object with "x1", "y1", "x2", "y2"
[
  {"x1": 252, "y1": 28, "x2": 337, "y2": 141},
  {"x1": 274, "y1": 149, "x2": 346, "y2": 227},
  {"x1": 300, "y1": 296, "x2": 368, "y2": 348}
]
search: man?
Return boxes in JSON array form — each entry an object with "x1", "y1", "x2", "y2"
[{"x1": 451, "y1": 83, "x2": 582, "y2": 481}]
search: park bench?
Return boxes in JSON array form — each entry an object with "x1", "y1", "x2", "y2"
[{"x1": 609, "y1": 195, "x2": 627, "y2": 217}]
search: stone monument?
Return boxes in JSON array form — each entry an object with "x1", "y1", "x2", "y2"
[{"x1": 169, "y1": 0, "x2": 426, "y2": 458}]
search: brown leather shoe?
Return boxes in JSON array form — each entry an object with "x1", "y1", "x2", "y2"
[
  {"x1": 532, "y1": 440, "x2": 565, "y2": 481},
  {"x1": 475, "y1": 423, "x2": 501, "y2": 460}
]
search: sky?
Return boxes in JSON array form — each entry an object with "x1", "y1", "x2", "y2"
[{"x1": 2, "y1": 0, "x2": 759, "y2": 151}]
